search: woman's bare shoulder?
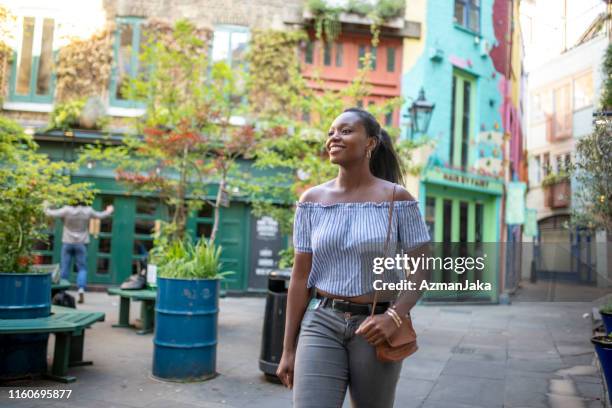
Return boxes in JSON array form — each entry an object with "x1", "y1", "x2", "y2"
[
  {"x1": 375, "y1": 179, "x2": 416, "y2": 202},
  {"x1": 394, "y1": 184, "x2": 416, "y2": 201},
  {"x1": 298, "y1": 180, "x2": 335, "y2": 203}
]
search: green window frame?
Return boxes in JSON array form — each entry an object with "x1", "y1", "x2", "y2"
[
  {"x1": 324, "y1": 42, "x2": 332, "y2": 66},
  {"x1": 132, "y1": 197, "x2": 167, "y2": 275},
  {"x1": 386, "y1": 47, "x2": 396, "y2": 72},
  {"x1": 305, "y1": 41, "x2": 314, "y2": 64},
  {"x1": 109, "y1": 17, "x2": 145, "y2": 108},
  {"x1": 88, "y1": 196, "x2": 116, "y2": 283},
  {"x1": 335, "y1": 43, "x2": 343, "y2": 67},
  {"x1": 358, "y1": 45, "x2": 366, "y2": 68},
  {"x1": 358, "y1": 45, "x2": 376, "y2": 70},
  {"x1": 450, "y1": 70, "x2": 476, "y2": 170},
  {"x1": 187, "y1": 202, "x2": 214, "y2": 242},
  {"x1": 454, "y1": 0, "x2": 480, "y2": 33},
  {"x1": 8, "y1": 16, "x2": 56, "y2": 103},
  {"x1": 385, "y1": 110, "x2": 393, "y2": 126}
]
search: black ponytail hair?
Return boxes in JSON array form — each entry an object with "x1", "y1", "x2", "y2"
[{"x1": 343, "y1": 107, "x2": 405, "y2": 185}]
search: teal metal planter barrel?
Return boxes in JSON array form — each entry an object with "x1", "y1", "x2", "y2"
[
  {"x1": 591, "y1": 336, "x2": 612, "y2": 404},
  {"x1": 0, "y1": 272, "x2": 52, "y2": 379},
  {"x1": 152, "y1": 277, "x2": 219, "y2": 381},
  {"x1": 601, "y1": 310, "x2": 612, "y2": 335}
]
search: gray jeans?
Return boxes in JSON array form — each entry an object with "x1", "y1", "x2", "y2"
[{"x1": 293, "y1": 298, "x2": 403, "y2": 408}]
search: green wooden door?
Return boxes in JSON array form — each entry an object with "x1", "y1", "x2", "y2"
[
  {"x1": 215, "y1": 203, "x2": 250, "y2": 292},
  {"x1": 84, "y1": 195, "x2": 168, "y2": 286},
  {"x1": 85, "y1": 195, "x2": 116, "y2": 284}
]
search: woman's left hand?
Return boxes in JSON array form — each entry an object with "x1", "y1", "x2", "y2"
[{"x1": 355, "y1": 314, "x2": 398, "y2": 346}]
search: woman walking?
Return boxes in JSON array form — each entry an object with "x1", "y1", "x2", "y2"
[{"x1": 277, "y1": 108, "x2": 431, "y2": 407}]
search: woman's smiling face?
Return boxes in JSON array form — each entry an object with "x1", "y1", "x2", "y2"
[{"x1": 326, "y1": 111, "x2": 376, "y2": 165}]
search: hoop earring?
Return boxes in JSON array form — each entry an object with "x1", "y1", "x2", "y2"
[{"x1": 366, "y1": 149, "x2": 372, "y2": 159}]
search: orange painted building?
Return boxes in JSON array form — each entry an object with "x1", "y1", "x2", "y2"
[{"x1": 300, "y1": 31, "x2": 403, "y2": 126}]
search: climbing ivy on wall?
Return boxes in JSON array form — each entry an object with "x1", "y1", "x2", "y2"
[
  {"x1": 600, "y1": 44, "x2": 612, "y2": 111},
  {"x1": 306, "y1": 0, "x2": 404, "y2": 44},
  {"x1": 246, "y1": 29, "x2": 307, "y2": 118},
  {"x1": 142, "y1": 18, "x2": 212, "y2": 57},
  {"x1": 0, "y1": 5, "x2": 14, "y2": 103},
  {"x1": 55, "y1": 29, "x2": 113, "y2": 102}
]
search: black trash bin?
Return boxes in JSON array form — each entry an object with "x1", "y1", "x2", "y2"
[{"x1": 259, "y1": 268, "x2": 292, "y2": 382}]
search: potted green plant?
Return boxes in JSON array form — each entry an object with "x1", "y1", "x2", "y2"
[
  {"x1": 151, "y1": 224, "x2": 232, "y2": 381},
  {"x1": 0, "y1": 116, "x2": 92, "y2": 379},
  {"x1": 601, "y1": 303, "x2": 612, "y2": 335},
  {"x1": 48, "y1": 97, "x2": 109, "y2": 132},
  {"x1": 592, "y1": 333, "x2": 612, "y2": 403}
]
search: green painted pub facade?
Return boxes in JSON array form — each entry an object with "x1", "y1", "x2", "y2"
[
  {"x1": 419, "y1": 166, "x2": 503, "y2": 303},
  {"x1": 33, "y1": 133, "x2": 286, "y2": 293}
]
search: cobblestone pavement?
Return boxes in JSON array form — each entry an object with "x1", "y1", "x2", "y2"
[{"x1": 0, "y1": 291, "x2": 608, "y2": 408}]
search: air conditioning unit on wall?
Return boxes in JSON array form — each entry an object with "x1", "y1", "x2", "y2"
[{"x1": 480, "y1": 39, "x2": 491, "y2": 57}]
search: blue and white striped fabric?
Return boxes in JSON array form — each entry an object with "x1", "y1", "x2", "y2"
[{"x1": 293, "y1": 198, "x2": 431, "y2": 296}]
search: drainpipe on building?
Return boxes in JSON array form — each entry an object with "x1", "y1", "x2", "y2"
[{"x1": 498, "y1": 0, "x2": 516, "y2": 306}]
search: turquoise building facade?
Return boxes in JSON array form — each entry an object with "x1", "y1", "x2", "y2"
[{"x1": 401, "y1": 0, "x2": 524, "y2": 303}]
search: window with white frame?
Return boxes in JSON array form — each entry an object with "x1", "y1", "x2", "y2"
[
  {"x1": 454, "y1": 0, "x2": 480, "y2": 33},
  {"x1": 211, "y1": 25, "x2": 249, "y2": 68},
  {"x1": 556, "y1": 153, "x2": 571, "y2": 173},
  {"x1": 573, "y1": 72, "x2": 593, "y2": 111},
  {"x1": 542, "y1": 153, "x2": 550, "y2": 176},
  {"x1": 529, "y1": 155, "x2": 541, "y2": 184},
  {"x1": 9, "y1": 16, "x2": 56, "y2": 103}
]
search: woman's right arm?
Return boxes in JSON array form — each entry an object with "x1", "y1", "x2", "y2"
[
  {"x1": 276, "y1": 193, "x2": 315, "y2": 389},
  {"x1": 276, "y1": 251, "x2": 312, "y2": 388}
]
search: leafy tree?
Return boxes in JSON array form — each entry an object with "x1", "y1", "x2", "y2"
[
  {"x1": 600, "y1": 44, "x2": 612, "y2": 111},
  {"x1": 80, "y1": 19, "x2": 255, "y2": 244},
  {"x1": 0, "y1": 116, "x2": 93, "y2": 272},
  {"x1": 570, "y1": 44, "x2": 612, "y2": 233},
  {"x1": 570, "y1": 116, "x2": 611, "y2": 232}
]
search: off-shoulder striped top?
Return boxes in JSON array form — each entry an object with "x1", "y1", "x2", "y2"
[{"x1": 293, "y1": 197, "x2": 431, "y2": 297}]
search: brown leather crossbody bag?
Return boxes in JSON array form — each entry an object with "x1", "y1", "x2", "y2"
[{"x1": 370, "y1": 184, "x2": 418, "y2": 362}]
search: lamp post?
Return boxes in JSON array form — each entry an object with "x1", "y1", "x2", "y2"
[{"x1": 404, "y1": 87, "x2": 435, "y2": 137}]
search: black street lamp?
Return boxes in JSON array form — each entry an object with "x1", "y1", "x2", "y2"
[{"x1": 406, "y1": 87, "x2": 435, "y2": 135}]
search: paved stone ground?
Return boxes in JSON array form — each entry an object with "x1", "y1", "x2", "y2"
[{"x1": 0, "y1": 291, "x2": 609, "y2": 408}]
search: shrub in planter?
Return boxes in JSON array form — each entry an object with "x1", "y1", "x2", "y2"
[
  {"x1": 48, "y1": 97, "x2": 109, "y2": 132},
  {"x1": 0, "y1": 116, "x2": 93, "y2": 272},
  {"x1": 592, "y1": 334, "x2": 612, "y2": 403},
  {"x1": 541, "y1": 171, "x2": 570, "y2": 188},
  {"x1": 151, "y1": 235, "x2": 232, "y2": 381},
  {"x1": 0, "y1": 116, "x2": 92, "y2": 379}
]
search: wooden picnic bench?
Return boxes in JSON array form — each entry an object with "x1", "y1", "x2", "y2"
[
  {"x1": 0, "y1": 305, "x2": 105, "y2": 383},
  {"x1": 107, "y1": 287, "x2": 156, "y2": 335}
]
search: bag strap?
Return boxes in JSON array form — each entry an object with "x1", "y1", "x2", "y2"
[{"x1": 370, "y1": 183, "x2": 396, "y2": 318}]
